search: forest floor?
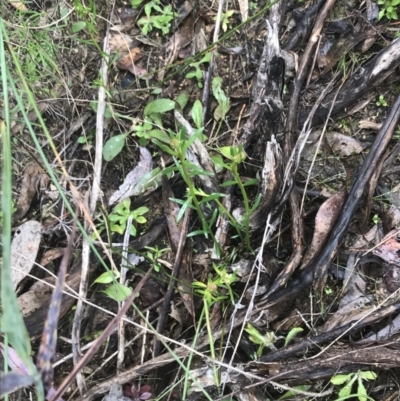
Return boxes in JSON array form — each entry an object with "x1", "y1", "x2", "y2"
[{"x1": 2, "y1": 0, "x2": 400, "y2": 400}]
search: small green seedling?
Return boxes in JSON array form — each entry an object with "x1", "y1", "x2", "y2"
[
  {"x1": 108, "y1": 199, "x2": 149, "y2": 236},
  {"x1": 212, "y1": 76, "x2": 230, "y2": 123},
  {"x1": 144, "y1": 245, "x2": 170, "y2": 272},
  {"x1": 331, "y1": 370, "x2": 377, "y2": 401},
  {"x1": 376, "y1": 94, "x2": 388, "y2": 107},
  {"x1": 93, "y1": 270, "x2": 133, "y2": 302},
  {"x1": 214, "y1": 10, "x2": 235, "y2": 32},
  {"x1": 378, "y1": 0, "x2": 400, "y2": 20},
  {"x1": 186, "y1": 52, "x2": 211, "y2": 88},
  {"x1": 137, "y1": 0, "x2": 176, "y2": 35},
  {"x1": 133, "y1": 98, "x2": 176, "y2": 146},
  {"x1": 244, "y1": 324, "x2": 278, "y2": 358}
]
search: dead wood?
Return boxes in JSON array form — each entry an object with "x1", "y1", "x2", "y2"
[
  {"x1": 284, "y1": 0, "x2": 326, "y2": 51},
  {"x1": 24, "y1": 258, "x2": 84, "y2": 338},
  {"x1": 261, "y1": 92, "x2": 400, "y2": 307},
  {"x1": 260, "y1": 346, "x2": 400, "y2": 382},
  {"x1": 259, "y1": 300, "x2": 400, "y2": 363},
  {"x1": 300, "y1": 37, "x2": 400, "y2": 129}
]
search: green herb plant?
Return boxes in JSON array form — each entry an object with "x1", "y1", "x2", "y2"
[
  {"x1": 185, "y1": 53, "x2": 211, "y2": 88},
  {"x1": 93, "y1": 270, "x2": 133, "y2": 302},
  {"x1": 93, "y1": 199, "x2": 149, "y2": 240},
  {"x1": 73, "y1": 0, "x2": 101, "y2": 51},
  {"x1": 244, "y1": 325, "x2": 304, "y2": 359},
  {"x1": 108, "y1": 199, "x2": 149, "y2": 236},
  {"x1": 377, "y1": 0, "x2": 400, "y2": 20},
  {"x1": 214, "y1": 10, "x2": 235, "y2": 32},
  {"x1": 136, "y1": 0, "x2": 176, "y2": 35},
  {"x1": 376, "y1": 94, "x2": 388, "y2": 107},
  {"x1": 212, "y1": 76, "x2": 231, "y2": 139},
  {"x1": 144, "y1": 245, "x2": 171, "y2": 272},
  {"x1": 330, "y1": 371, "x2": 377, "y2": 401},
  {"x1": 183, "y1": 263, "x2": 237, "y2": 396}
]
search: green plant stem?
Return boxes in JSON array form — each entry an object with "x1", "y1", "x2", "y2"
[
  {"x1": 182, "y1": 307, "x2": 205, "y2": 400},
  {"x1": 232, "y1": 165, "x2": 252, "y2": 251},
  {"x1": 177, "y1": 152, "x2": 221, "y2": 256},
  {"x1": 203, "y1": 299, "x2": 220, "y2": 387},
  {"x1": 213, "y1": 198, "x2": 244, "y2": 242}
]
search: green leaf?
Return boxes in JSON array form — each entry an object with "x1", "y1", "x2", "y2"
[
  {"x1": 103, "y1": 283, "x2": 132, "y2": 302},
  {"x1": 360, "y1": 371, "x2": 377, "y2": 381},
  {"x1": 72, "y1": 21, "x2": 86, "y2": 33},
  {"x1": 243, "y1": 178, "x2": 260, "y2": 187},
  {"x1": 94, "y1": 271, "x2": 119, "y2": 284},
  {"x1": 284, "y1": 327, "x2": 304, "y2": 347},
  {"x1": 152, "y1": 139, "x2": 176, "y2": 156},
  {"x1": 187, "y1": 229, "x2": 207, "y2": 237},
  {"x1": 378, "y1": 8, "x2": 385, "y2": 19},
  {"x1": 148, "y1": 129, "x2": 171, "y2": 144},
  {"x1": 192, "y1": 100, "x2": 203, "y2": 129},
  {"x1": 177, "y1": 198, "x2": 192, "y2": 222},
  {"x1": 135, "y1": 216, "x2": 147, "y2": 224},
  {"x1": 130, "y1": 225, "x2": 137, "y2": 236},
  {"x1": 103, "y1": 134, "x2": 126, "y2": 161},
  {"x1": 134, "y1": 206, "x2": 149, "y2": 215},
  {"x1": 176, "y1": 91, "x2": 189, "y2": 110},
  {"x1": 357, "y1": 379, "x2": 368, "y2": 401},
  {"x1": 110, "y1": 223, "x2": 125, "y2": 235},
  {"x1": 331, "y1": 374, "x2": 351, "y2": 385},
  {"x1": 220, "y1": 180, "x2": 238, "y2": 187},
  {"x1": 339, "y1": 383, "x2": 353, "y2": 399},
  {"x1": 279, "y1": 385, "x2": 311, "y2": 400},
  {"x1": 200, "y1": 52, "x2": 211, "y2": 63},
  {"x1": 144, "y1": 98, "x2": 175, "y2": 116}
]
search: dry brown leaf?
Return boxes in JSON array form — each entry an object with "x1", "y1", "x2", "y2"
[
  {"x1": 109, "y1": 32, "x2": 133, "y2": 53},
  {"x1": 7, "y1": 0, "x2": 27, "y2": 11},
  {"x1": 108, "y1": 147, "x2": 153, "y2": 206},
  {"x1": 18, "y1": 277, "x2": 55, "y2": 316},
  {"x1": 372, "y1": 229, "x2": 400, "y2": 267},
  {"x1": 300, "y1": 189, "x2": 347, "y2": 269},
  {"x1": 165, "y1": 14, "x2": 195, "y2": 65},
  {"x1": 13, "y1": 162, "x2": 49, "y2": 224},
  {"x1": 327, "y1": 132, "x2": 364, "y2": 156},
  {"x1": 39, "y1": 248, "x2": 65, "y2": 267},
  {"x1": 11, "y1": 220, "x2": 42, "y2": 290},
  {"x1": 237, "y1": 0, "x2": 249, "y2": 21},
  {"x1": 116, "y1": 47, "x2": 150, "y2": 78}
]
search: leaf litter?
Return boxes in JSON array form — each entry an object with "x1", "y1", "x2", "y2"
[{"x1": 4, "y1": 0, "x2": 400, "y2": 400}]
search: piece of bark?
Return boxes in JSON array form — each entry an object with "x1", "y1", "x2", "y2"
[
  {"x1": 300, "y1": 37, "x2": 400, "y2": 128},
  {"x1": 24, "y1": 259, "x2": 85, "y2": 338}
]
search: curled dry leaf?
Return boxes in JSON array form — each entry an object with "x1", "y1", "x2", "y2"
[
  {"x1": 300, "y1": 188, "x2": 347, "y2": 269},
  {"x1": 323, "y1": 255, "x2": 372, "y2": 332},
  {"x1": 116, "y1": 47, "x2": 145, "y2": 76},
  {"x1": 6, "y1": 0, "x2": 27, "y2": 11},
  {"x1": 39, "y1": 248, "x2": 65, "y2": 267},
  {"x1": 13, "y1": 162, "x2": 49, "y2": 224},
  {"x1": 108, "y1": 147, "x2": 153, "y2": 206},
  {"x1": 248, "y1": 136, "x2": 282, "y2": 230},
  {"x1": 327, "y1": 132, "x2": 364, "y2": 156},
  {"x1": 109, "y1": 32, "x2": 133, "y2": 53},
  {"x1": 372, "y1": 229, "x2": 400, "y2": 267},
  {"x1": 17, "y1": 277, "x2": 55, "y2": 317},
  {"x1": 11, "y1": 220, "x2": 42, "y2": 290}
]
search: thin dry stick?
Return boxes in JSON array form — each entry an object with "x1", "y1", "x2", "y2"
[
  {"x1": 71, "y1": 9, "x2": 112, "y2": 393},
  {"x1": 48, "y1": 267, "x2": 154, "y2": 401},
  {"x1": 153, "y1": 209, "x2": 190, "y2": 357},
  {"x1": 201, "y1": 0, "x2": 224, "y2": 126},
  {"x1": 117, "y1": 215, "x2": 134, "y2": 372}
]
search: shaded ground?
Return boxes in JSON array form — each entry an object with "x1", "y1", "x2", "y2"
[{"x1": 2, "y1": 0, "x2": 400, "y2": 400}]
